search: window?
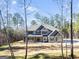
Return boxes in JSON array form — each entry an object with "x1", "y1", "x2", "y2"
[
  {"x1": 42, "y1": 31, "x2": 47, "y2": 35},
  {"x1": 28, "y1": 31, "x2": 33, "y2": 34},
  {"x1": 36, "y1": 30, "x2": 41, "y2": 35}
]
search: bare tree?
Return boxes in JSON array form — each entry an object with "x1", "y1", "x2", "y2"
[
  {"x1": 5, "y1": 0, "x2": 15, "y2": 59},
  {"x1": 31, "y1": 20, "x2": 37, "y2": 25},
  {"x1": 61, "y1": 0, "x2": 64, "y2": 59},
  {"x1": 23, "y1": 0, "x2": 31, "y2": 59},
  {"x1": 70, "y1": 0, "x2": 74, "y2": 59},
  {"x1": 65, "y1": 1, "x2": 70, "y2": 59}
]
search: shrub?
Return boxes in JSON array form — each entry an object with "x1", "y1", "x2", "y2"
[{"x1": 0, "y1": 27, "x2": 25, "y2": 45}]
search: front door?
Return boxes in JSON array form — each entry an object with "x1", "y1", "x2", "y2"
[{"x1": 43, "y1": 37, "x2": 48, "y2": 42}]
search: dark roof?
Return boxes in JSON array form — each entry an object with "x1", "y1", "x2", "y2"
[{"x1": 50, "y1": 30, "x2": 59, "y2": 36}]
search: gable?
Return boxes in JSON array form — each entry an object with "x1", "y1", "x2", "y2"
[
  {"x1": 50, "y1": 30, "x2": 60, "y2": 36},
  {"x1": 36, "y1": 25, "x2": 51, "y2": 31},
  {"x1": 42, "y1": 24, "x2": 59, "y2": 31},
  {"x1": 28, "y1": 24, "x2": 59, "y2": 32},
  {"x1": 36, "y1": 25, "x2": 44, "y2": 31},
  {"x1": 36, "y1": 25, "x2": 52, "y2": 36}
]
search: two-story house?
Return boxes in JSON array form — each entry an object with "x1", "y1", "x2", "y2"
[{"x1": 27, "y1": 24, "x2": 62, "y2": 43}]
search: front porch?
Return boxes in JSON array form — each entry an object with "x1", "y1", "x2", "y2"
[{"x1": 28, "y1": 35, "x2": 48, "y2": 43}]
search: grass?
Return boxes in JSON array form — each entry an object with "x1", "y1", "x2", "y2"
[
  {"x1": 0, "y1": 40, "x2": 79, "y2": 59},
  {"x1": 28, "y1": 53, "x2": 71, "y2": 59},
  {"x1": 0, "y1": 53, "x2": 71, "y2": 59},
  {"x1": 0, "y1": 53, "x2": 77, "y2": 59},
  {"x1": 0, "y1": 56, "x2": 24, "y2": 59}
]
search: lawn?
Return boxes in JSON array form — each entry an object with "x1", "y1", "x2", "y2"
[{"x1": 0, "y1": 40, "x2": 79, "y2": 59}]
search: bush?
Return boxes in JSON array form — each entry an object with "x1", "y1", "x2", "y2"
[
  {"x1": 0, "y1": 27, "x2": 25, "y2": 45},
  {"x1": 12, "y1": 30, "x2": 24, "y2": 41}
]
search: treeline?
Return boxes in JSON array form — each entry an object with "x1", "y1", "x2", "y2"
[
  {"x1": 31, "y1": 12, "x2": 79, "y2": 39},
  {"x1": 0, "y1": 13, "x2": 25, "y2": 45},
  {"x1": 0, "y1": 13, "x2": 24, "y2": 29},
  {"x1": 0, "y1": 12, "x2": 79, "y2": 45}
]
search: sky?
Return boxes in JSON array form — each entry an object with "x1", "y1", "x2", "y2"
[{"x1": 0, "y1": 0, "x2": 79, "y2": 26}]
